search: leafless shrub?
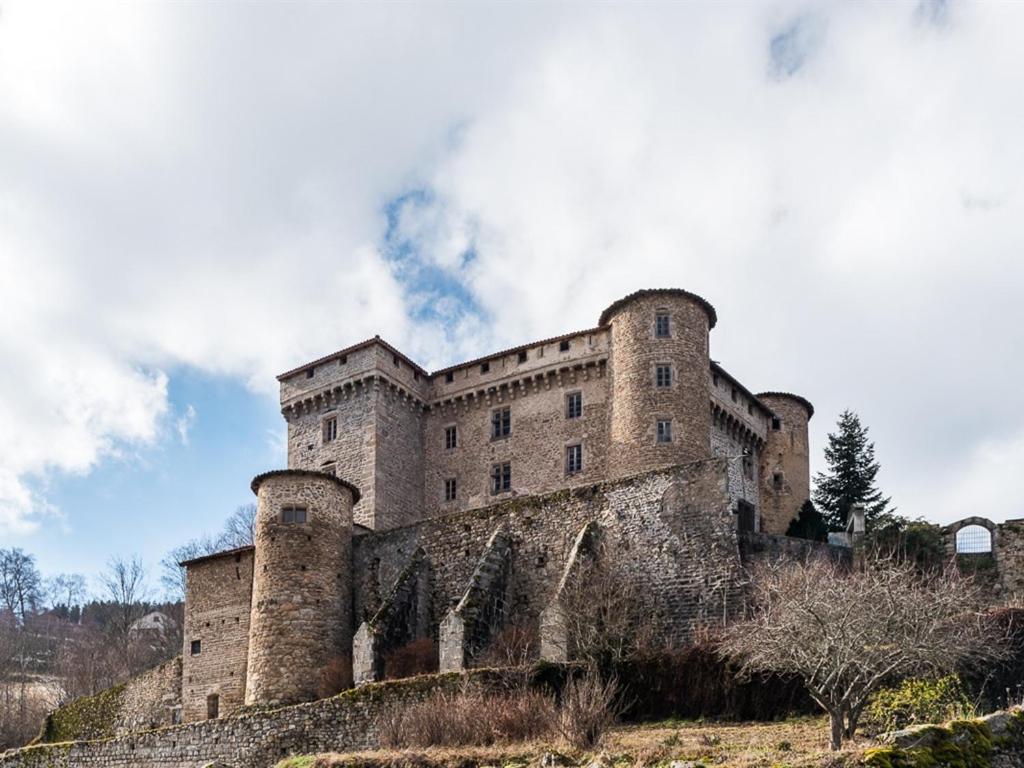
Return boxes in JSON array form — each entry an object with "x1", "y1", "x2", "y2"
[
  {"x1": 383, "y1": 637, "x2": 438, "y2": 680},
  {"x1": 719, "y1": 553, "x2": 1008, "y2": 750},
  {"x1": 472, "y1": 619, "x2": 539, "y2": 669},
  {"x1": 377, "y1": 685, "x2": 557, "y2": 748},
  {"x1": 317, "y1": 654, "x2": 353, "y2": 698},
  {"x1": 557, "y1": 671, "x2": 622, "y2": 750}
]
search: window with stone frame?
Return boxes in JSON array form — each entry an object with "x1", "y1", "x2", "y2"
[
  {"x1": 771, "y1": 416, "x2": 782, "y2": 431},
  {"x1": 655, "y1": 364, "x2": 672, "y2": 388},
  {"x1": 655, "y1": 311, "x2": 671, "y2": 338},
  {"x1": 445, "y1": 371, "x2": 454, "y2": 383},
  {"x1": 491, "y1": 462, "x2": 511, "y2": 494},
  {"x1": 518, "y1": 350, "x2": 528, "y2": 363},
  {"x1": 323, "y1": 416, "x2": 338, "y2": 443},
  {"x1": 656, "y1": 419, "x2": 673, "y2": 443},
  {"x1": 566, "y1": 444, "x2": 583, "y2": 475},
  {"x1": 444, "y1": 477, "x2": 457, "y2": 502},
  {"x1": 206, "y1": 694, "x2": 219, "y2": 720},
  {"x1": 281, "y1": 506, "x2": 308, "y2": 524},
  {"x1": 565, "y1": 391, "x2": 583, "y2": 419},
  {"x1": 491, "y1": 407, "x2": 511, "y2": 439},
  {"x1": 190, "y1": 640, "x2": 201, "y2": 655},
  {"x1": 444, "y1": 425, "x2": 458, "y2": 450},
  {"x1": 559, "y1": 339, "x2": 571, "y2": 352}
]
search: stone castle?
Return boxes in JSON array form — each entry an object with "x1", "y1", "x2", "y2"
[
  {"x1": 176, "y1": 288, "x2": 817, "y2": 723},
  {"x1": 9, "y1": 287, "x2": 1024, "y2": 768}
]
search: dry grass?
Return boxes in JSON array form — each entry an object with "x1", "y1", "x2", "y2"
[{"x1": 281, "y1": 716, "x2": 875, "y2": 767}]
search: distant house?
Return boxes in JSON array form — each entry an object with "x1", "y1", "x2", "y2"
[{"x1": 129, "y1": 611, "x2": 176, "y2": 637}]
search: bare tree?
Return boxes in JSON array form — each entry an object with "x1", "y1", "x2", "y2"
[
  {"x1": 100, "y1": 556, "x2": 150, "y2": 643},
  {"x1": 220, "y1": 503, "x2": 256, "y2": 549},
  {"x1": 719, "y1": 554, "x2": 1004, "y2": 750},
  {"x1": 0, "y1": 549, "x2": 43, "y2": 626},
  {"x1": 47, "y1": 573, "x2": 87, "y2": 613}
]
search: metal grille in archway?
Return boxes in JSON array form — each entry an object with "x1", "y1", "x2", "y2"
[{"x1": 955, "y1": 524, "x2": 992, "y2": 554}]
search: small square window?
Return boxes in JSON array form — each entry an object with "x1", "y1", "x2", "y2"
[
  {"x1": 559, "y1": 339, "x2": 570, "y2": 352},
  {"x1": 655, "y1": 311, "x2": 670, "y2": 338},
  {"x1": 565, "y1": 391, "x2": 582, "y2": 419},
  {"x1": 655, "y1": 364, "x2": 672, "y2": 388},
  {"x1": 491, "y1": 462, "x2": 512, "y2": 494},
  {"x1": 305, "y1": 368, "x2": 314, "y2": 379},
  {"x1": 282, "y1": 506, "x2": 308, "y2": 524},
  {"x1": 445, "y1": 371, "x2": 454, "y2": 384},
  {"x1": 190, "y1": 640, "x2": 201, "y2": 656},
  {"x1": 444, "y1": 425, "x2": 458, "y2": 450},
  {"x1": 339, "y1": 355, "x2": 347, "y2": 365},
  {"x1": 518, "y1": 350, "x2": 528, "y2": 363},
  {"x1": 771, "y1": 417, "x2": 781, "y2": 431},
  {"x1": 323, "y1": 416, "x2": 337, "y2": 443},
  {"x1": 444, "y1": 478, "x2": 457, "y2": 502},
  {"x1": 656, "y1": 419, "x2": 673, "y2": 443},
  {"x1": 491, "y1": 407, "x2": 511, "y2": 439},
  {"x1": 481, "y1": 361, "x2": 490, "y2": 374},
  {"x1": 566, "y1": 444, "x2": 583, "y2": 475}
]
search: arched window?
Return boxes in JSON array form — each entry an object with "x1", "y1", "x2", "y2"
[{"x1": 955, "y1": 524, "x2": 992, "y2": 554}]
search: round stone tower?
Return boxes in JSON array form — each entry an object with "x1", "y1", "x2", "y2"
[
  {"x1": 601, "y1": 289, "x2": 717, "y2": 479},
  {"x1": 245, "y1": 469, "x2": 360, "y2": 706},
  {"x1": 756, "y1": 393, "x2": 813, "y2": 535}
]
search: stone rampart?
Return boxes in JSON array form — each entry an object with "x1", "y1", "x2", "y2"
[{"x1": 3, "y1": 673, "x2": 494, "y2": 768}]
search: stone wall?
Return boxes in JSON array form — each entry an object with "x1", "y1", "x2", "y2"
[
  {"x1": 422, "y1": 353, "x2": 611, "y2": 518},
  {"x1": 182, "y1": 548, "x2": 253, "y2": 723},
  {"x1": 373, "y1": 384, "x2": 425, "y2": 530},
  {"x1": 3, "y1": 673, "x2": 498, "y2": 768},
  {"x1": 710, "y1": 422, "x2": 760, "y2": 520},
  {"x1": 353, "y1": 461, "x2": 743, "y2": 651},
  {"x1": 757, "y1": 394, "x2": 812, "y2": 535}
]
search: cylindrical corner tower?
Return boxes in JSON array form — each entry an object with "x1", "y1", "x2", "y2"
[
  {"x1": 756, "y1": 393, "x2": 813, "y2": 535},
  {"x1": 601, "y1": 289, "x2": 717, "y2": 479},
  {"x1": 245, "y1": 469, "x2": 360, "y2": 706}
]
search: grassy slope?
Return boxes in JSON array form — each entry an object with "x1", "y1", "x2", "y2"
[{"x1": 277, "y1": 717, "x2": 872, "y2": 768}]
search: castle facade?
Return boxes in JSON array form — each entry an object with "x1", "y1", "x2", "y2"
[{"x1": 179, "y1": 288, "x2": 815, "y2": 723}]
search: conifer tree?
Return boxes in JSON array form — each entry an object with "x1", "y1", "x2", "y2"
[
  {"x1": 786, "y1": 499, "x2": 829, "y2": 542},
  {"x1": 813, "y1": 410, "x2": 895, "y2": 531}
]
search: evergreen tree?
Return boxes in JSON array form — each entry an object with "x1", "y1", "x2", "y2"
[
  {"x1": 813, "y1": 410, "x2": 896, "y2": 531},
  {"x1": 786, "y1": 499, "x2": 829, "y2": 542}
]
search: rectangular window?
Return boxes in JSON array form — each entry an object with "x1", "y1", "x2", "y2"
[
  {"x1": 655, "y1": 364, "x2": 672, "y2": 388},
  {"x1": 771, "y1": 417, "x2": 781, "y2": 431},
  {"x1": 190, "y1": 640, "x2": 201, "y2": 655},
  {"x1": 305, "y1": 368, "x2": 314, "y2": 379},
  {"x1": 323, "y1": 416, "x2": 337, "y2": 443},
  {"x1": 444, "y1": 478, "x2": 457, "y2": 502},
  {"x1": 731, "y1": 388, "x2": 738, "y2": 403},
  {"x1": 491, "y1": 407, "x2": 511, "y2": 439},
  {"x1": 206, "y1": 694, "x2": 219, "y2": 720},
  {"x1": 393, "y1": 355, "x2": 400, "y2": 367},
  {"x1": 559, "y1": 339, "x2": 570, "y2": 352},
  {"x1": 445, "y1": 371, "x2": 454, "y2": 383},
  {"x1": 491, "y1": 462, "x2": 512, "y2": 494},
  {"x1": 518, "y1": 350, "x2": 528, "y2": 363},
  {"x1": 773, "y1": 472, "x2": 784, "y2": 490},
  {"x1": 713, "y1": 373, "x2": 719, "y2": 386},
  {"x1": 747, "y1": 403, "x2": 753, "y2": 415},
  {"x1": 282, "y1": 506, "x2": 308, "y2": 524},
  {"x1": 566, "y1": 444, "x2": 583, "y2": 475},
  {"x1": 655, "y1": 311, "x2": 670, "y2": 338},
  {"x1": 444, "y1": 425, "x2": 458, "y2": 450},
  {"x1": 656, "y1": 419, "x2": 673, "y2": 443},
  {"x1": 339, "y1": 355, "x2": 347, "y2": 365},
  {"x1": 737, "y1": 500, "x2": 756, "y2": 534},
  {"x1": 565, "y1": 391, "x2": 582, "y2": 419},
  {"x1": 743, "y1": 455, "x2": 754, "y2": 479},
  {"x1": 480, "y1": 361, "x2": 490, "y2": 374}
]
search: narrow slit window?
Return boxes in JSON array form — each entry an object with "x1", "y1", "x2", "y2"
[{"x1": 444, "y1": 478, "x2": 457, "y2": 502}]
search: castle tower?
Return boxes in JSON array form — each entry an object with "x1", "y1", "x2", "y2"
[
  {"x1": 244, "y1": 469, "x2": 359, "y2": 706},
  {"x1": 756, "y1": 392, "x2": 813, "y2": 534},
  {"x1": 601, "y1": 289, "x2": 717, "y2": 479}
]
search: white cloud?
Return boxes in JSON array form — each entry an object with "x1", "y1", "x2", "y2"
[
  {"x1": 1, "y1": 1, "x2": 1023, "y2": 531},
  {"x1": 175, "y1": 405, "x2": 197, "y2": 447}
]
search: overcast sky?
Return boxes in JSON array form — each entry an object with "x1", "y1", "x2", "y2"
[{"x1": 2, "y1": 0, "x2": 1023, "y2": 589}]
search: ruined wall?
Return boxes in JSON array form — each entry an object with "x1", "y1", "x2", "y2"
[
  {"x1": 710, "y1": 423, "x2": 760, "y2": 519},
  {"x1": 246, "y1": 471, "x2": 355, "y2": 707},
  {"x1": 181, "y1": 548, "x2": 253, "y2": 723},
  {"x1": 422, "y1": 354, "x2": 611, "y2": 517},
  {"x1": 995, "y1": 522, "x2": 1024, "y2": 600},
  {"x1": 354, "y1": 461, "x2": 743, "y2": 649}
]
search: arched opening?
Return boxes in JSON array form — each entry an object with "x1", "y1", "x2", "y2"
[{"x1": 955, "y1": 524, "x2": 992, "y2": 554}]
